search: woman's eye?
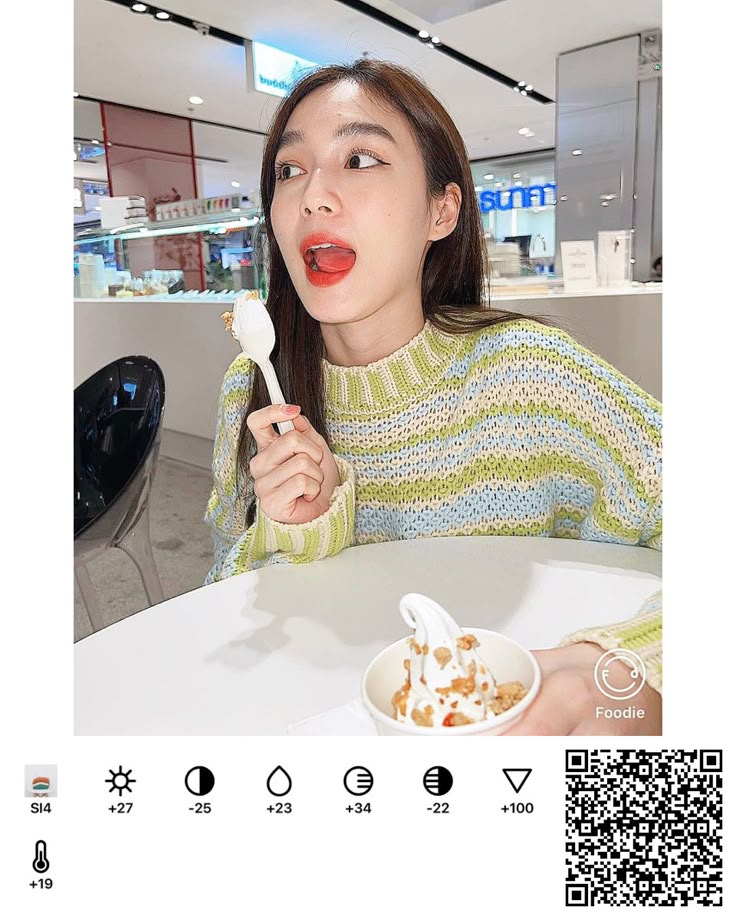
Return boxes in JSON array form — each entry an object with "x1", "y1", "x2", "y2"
[
  {"x1": 347, "y1": 152, "x2": 381, "y2": 169},
  {"x1": 275, "y1": 163, "x2": 305, "y2": 182},
  {"x1": 275, "y1": 151, "x2": 384, "y2": 183}
]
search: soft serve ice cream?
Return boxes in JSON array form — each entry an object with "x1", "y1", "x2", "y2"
[{"x1": 391, "y1": 593, "x2": 528, "y2": 728}]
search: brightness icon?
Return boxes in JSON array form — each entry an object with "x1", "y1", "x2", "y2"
[{"x1": 105, "y1": 766, "x2": 136, "y2": 796}]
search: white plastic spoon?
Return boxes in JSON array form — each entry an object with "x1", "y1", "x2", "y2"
[{"x1": 230, "y1": 291, "x2": 294, "y2": 434}]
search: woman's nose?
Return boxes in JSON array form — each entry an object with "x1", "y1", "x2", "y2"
[
  {"x1": 303, "y1": 204, "x2": 332, "y2": 215},
  {"x1": 301, "y1": 169, "x2": 339, "y2": 216}
]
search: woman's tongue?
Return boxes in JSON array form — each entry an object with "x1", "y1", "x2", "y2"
[{"x1": 311, "y1": 246, "x2": 356, "y2": 273}]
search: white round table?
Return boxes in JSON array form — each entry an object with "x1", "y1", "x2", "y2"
[{"x1": 74, "y1": 536, "x2": 661, "y2": 735}]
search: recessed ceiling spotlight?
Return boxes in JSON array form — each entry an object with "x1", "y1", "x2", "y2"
[
  {"x1": 521, "y1": 90, "x2": 528, "y2": 96},
  {"x1": 231, "y1": 181, "x2": 241, "y2": 188},
  {"x1": 154, "y1": 9, "x2": 171, "y2": 19},
  {"x1": 513, "y1": 86, "x2": 520, "y2": 93},
  {"x1": 518, "y1": 128, "x2": 530, "y2": 135},
  {"x1": 559, "y1": 195, "x2": 568, "y2": 201},
  {"x1": 431, "y1": 36, "x2": 441, "y2": 44},
  {"x1": 518, "y1": 81, "x2": 526, "y2": 87},
  {"x1": 526, "y1": 84, "x2": 534, "y2": 92},
  {"x1": 525, "y1": 131, "x2": 535, "y2": 137},
  {"x1": 483, "y1": 173, "x2": 494, "y2": 180},
  {"x1": 188, "y1": 96, "x2": 204, "y2": 105},
  {"x1": 418, "y1": 30, "x2": 430, "y2": 39},
  {"x1": 131, "y1": 2, "x2": 148, "y2": 11},
  {"x1": 572, "y1": 149, "x2": 582, "y2": 156},
  {"x1": 73, "y1": 91, "x2": 79, "y2": 97},
  {"x1": 601, "y1": 201, "x2": 609, "y2": 207},
  {"x1": 512, "y1": 173, "x2": 521, "y2": 179}
]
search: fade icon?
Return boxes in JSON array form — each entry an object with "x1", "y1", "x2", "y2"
[{"x1": 423, "y1": 766, "x2": 453, "y2": 796}]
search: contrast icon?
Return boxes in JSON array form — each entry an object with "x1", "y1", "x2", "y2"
[
  {"x1": 343, "y1": 766, "x2": 373, "y2": 796},
  {"x1": 105, "y1": 766, "x2": 136, "y2": 796},
  {"x1": 185, "y1": 766, "x2": 215, "y2": 797},
  {"x1": 502, "y1": 768, "x2": 532, "y2": 794},
  {"x1": 266, "y1": 766, "x2": 292, "y2": 797},
  {"x1": 32, "y1": 841, "x2": 49, "y2": 874},
  {"x1": 423, "y1": 766, "x2": 453, "y2": 796},
  {"x1": 593, "y1": 649, "x2": 647, "y2": 701}
]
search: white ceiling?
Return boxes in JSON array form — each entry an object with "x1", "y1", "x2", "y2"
[{"x1": 74, "y1": 0, "x2": 660, "y2": 195}]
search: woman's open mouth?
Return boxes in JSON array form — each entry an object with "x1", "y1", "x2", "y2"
[{"x1": 301, "y1": 238, "x2": 357, "y2": 287}]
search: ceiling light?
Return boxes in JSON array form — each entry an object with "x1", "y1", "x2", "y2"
[
  {"x1": 154, "y1": 9, "x2": 171, "y2": 19},
  {"x1": 73, "y1": 91, "x2": 79, "y2": 97},
  {"x1": 572, "y1": 149, "x2": 582, "y2": 156},
  {"x1": 131, "y1": 2, "x2": 148, "y2": 11},
  {"x1": 518, "y1": 81, "x2": 526, "y2": 87},
  {"x1": 526, "y1": 84, "x2": 534, "y2": 92},
  {"x1": 525, "y1": 131, "x2": 535, "y2": 137},
  {"x1": 431, "y1": 36, "x2": 441, "y2": 44},
  {"x1": 514, "y1": 181, "x2": 523, "y2": 186},
  {"x1": 512, "y1": 173, "x2": 521, "y2": 179},
  {"x1": 188, "y1": 96, "x2": 204, "y2": 105},
  {"x1": 521, "y1": 90, "x2": 528, "y2": 96},
  {"x1": 495, "y1": 181, "x2": 503, "y2": 187},
  {"x1": 474, "y1": 186, "x2": 483, "y2": 191},
  {"x1": 513, "y1": 86, "x2": 520, "y2": 93},
  {"x1": 601, "y1": 201, "x2": 609, "y2": 207},
  {"x1": 518, "y1": 128, "x2": 530, "y2": 135},
  {"x1": 418, "y1": 30, "x2": 430, "y2": 39},
  {"x1": 483, "y1": 173, "x2": 494, "y2": 180},
  {"x1": 560, "y1": 195, "x2": 568, "y2": 201},
  {"x1": 231, "y1": 180, "x2": 240, "y2": 188}
]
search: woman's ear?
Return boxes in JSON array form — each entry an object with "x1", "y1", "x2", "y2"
[{"x1": 429, "y1": 182, "x2": 462, "y2": 242}]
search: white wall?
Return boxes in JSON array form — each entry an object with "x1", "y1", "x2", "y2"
[{"x1": 74, "y1": 290, "x2": 661, "y2": 474}]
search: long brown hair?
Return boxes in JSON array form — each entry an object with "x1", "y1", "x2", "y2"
[{"x1": 240, "y1": 59, "x2": 557, "y2": 526}]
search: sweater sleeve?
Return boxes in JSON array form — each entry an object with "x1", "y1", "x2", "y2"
[
  {"x1": 530, "y1": 323, "x2": 663, "y2": 692},
  {"x1": 203, "y1": 354, "x2": 356, "y2": 583}
]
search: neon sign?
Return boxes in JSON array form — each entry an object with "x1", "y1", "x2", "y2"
[
  {"x1": 477, "y1": 183, "x2": 557, "y2": 211},
  {"x1": 249, "y1": 42, "x2": 317, "y2": 98}
]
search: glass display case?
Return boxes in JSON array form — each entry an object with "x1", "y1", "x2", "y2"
[{"x1": 73, "y1": 208, "x2": 268, "y2": 299}]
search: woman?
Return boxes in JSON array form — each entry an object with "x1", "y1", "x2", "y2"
[{"x1": 205, "y1": 60, "x2": 662, "y2": 735}]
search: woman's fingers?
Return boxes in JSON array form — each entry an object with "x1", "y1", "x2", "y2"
[
  {"x1": 246, "y1": 404, "x2": 301, "y2": 452},
  {"x1": 249, "y1": 427, "x2": 323, "y2": 479},
  {"x1": 502, "y1": 669, "x2": 588, "y2": 736},
  {"x1": 254, "y1": 453, "x2": 324, "y2": 499},
  {"x1": 258, "y1": 468, "x2": 322, "y2": 520}
]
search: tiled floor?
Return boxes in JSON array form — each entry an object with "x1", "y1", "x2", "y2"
[{"x1": 74, "y1": 458, "x2": 215, "y2": 642}]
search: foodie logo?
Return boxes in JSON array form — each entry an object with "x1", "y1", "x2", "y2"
[{"x1": 593, "y1": 649, "x2": 647, "y2": 701}]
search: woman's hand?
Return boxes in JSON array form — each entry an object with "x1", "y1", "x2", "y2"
[
  {"x1": 502, "y1": 642, "x2": 661, "y2": 736},
  {"x1": 246, "y1": 404, "x2": 341, "y2": 525}
]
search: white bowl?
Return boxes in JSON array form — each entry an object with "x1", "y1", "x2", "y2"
[{"x1": 361, "y1": 628, "x2": 541, "y2": 736}]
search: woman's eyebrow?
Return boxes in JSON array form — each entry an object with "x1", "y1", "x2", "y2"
[{"x1": 276, "y1": 121, "x2": 397, "y2": 155}]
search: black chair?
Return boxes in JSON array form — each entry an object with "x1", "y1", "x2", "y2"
[{"x1": 74, "y1": 356, "x2": 166, "y2": 631}]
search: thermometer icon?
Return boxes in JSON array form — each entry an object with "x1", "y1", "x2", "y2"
[{"x1": 32, "y1": 840, "x2": 49, "y2": 874}]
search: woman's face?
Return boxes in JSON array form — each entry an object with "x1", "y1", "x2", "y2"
[{"x1": 270, "y1": 81, "x2": 445, "y2": 325}]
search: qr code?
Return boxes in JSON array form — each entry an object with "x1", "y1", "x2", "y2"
[{"x1": 565, "y1": 749, "x2": 723, "y2": 907}]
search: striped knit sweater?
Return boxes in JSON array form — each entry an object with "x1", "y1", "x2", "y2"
[{"x1": 205, "y1": 317, "x2": 662, "y2": 691}]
